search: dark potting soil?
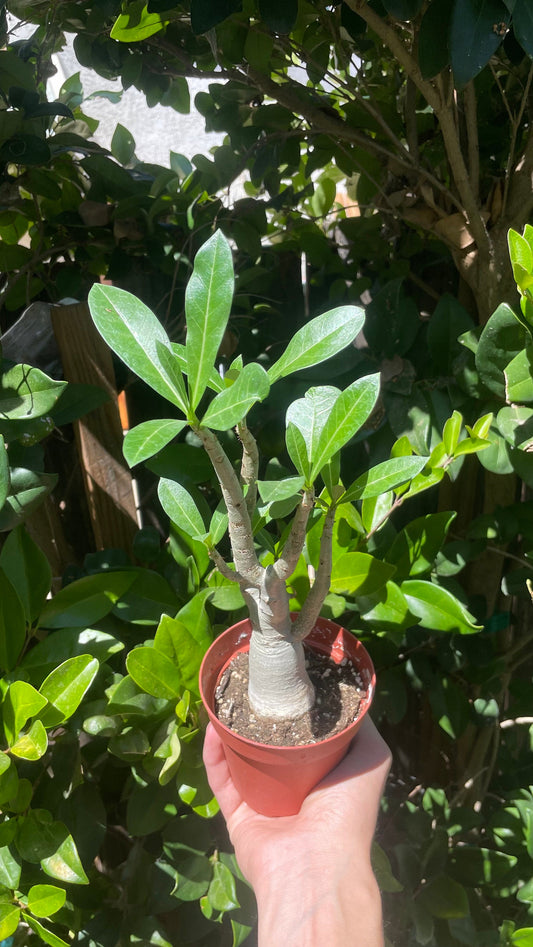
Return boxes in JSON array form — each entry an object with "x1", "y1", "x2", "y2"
[{"x1": 214, "y1": 647, "x2": 365, "y2": 747}]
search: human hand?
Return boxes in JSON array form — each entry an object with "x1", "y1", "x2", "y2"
[{"x1": 203, "y1": 716, "x2": 391, "y2": 946}]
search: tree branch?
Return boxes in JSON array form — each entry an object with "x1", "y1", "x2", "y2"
[
  {"x1": 463, "y1": 82, "x2": 479, "y2": 202},
  {"x1": 292, "y1": 503, "x2": 336, "y2": 641},
  {"x1": 195, "y1": 426, "x2": 263, "y2": 584},
  {"x1": 274, "y1": 488, "x2": 315, "y2": 581},
  {"x1": 237, "y1": 421, "x2": 259, "y2": 517}
]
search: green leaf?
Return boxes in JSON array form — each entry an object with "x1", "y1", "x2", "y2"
[
  {"x1": 154, "y1": 614, "x2": 205, "y2": 695},
  {"x1": 110, "y1": 2, "x2": 166, "y2": 41},
  {"x1": 512, "y1": 930, "x2": 533, "y2": 947},
  {"x1": 0, "y1": 365, "x2": 66, "y2": 420},
  {"x1": 514, "y1": 0, "x2": 533, "y2": 56},
  {"x1": 259, "y1": 0, "x2": 297, "y2": 32},
  {"x1": 39, "y1": 655, "x2": 99, "y2": 727},
  {"x1": 497, "y1": 404, "x2": 533, "y2": 448},
  {"x1": 504, "y1": 347, "x2": 533, "y2": 403},
  {"x1": 123, "y1": 419, "x2": 186, "y2": 466},
  {"x1": 330, "y1": 552, "x2": 396, "y2": 596},
  {"x1": 16, "y1": 813, "x2": 88, "y2": 884},
  {"x1": 191, "y1": 0, "x2": 242, "y2": 33},
  {"x1": 201, "y1": 363, "x2": 270, "y2": 429},
  {"x1": 402, "y1": 580, "x2": 482, "y2": 633},
  {"x1": 475, "y1": 304, "x2": 527, "y2": 397},
  {"x1": 342, "y1": 455, "x2": 428, "y2": 503},
  {"x1": 0, "y1": 844, "x2": 21, "y2": 889},
  {"x1": 23, "y1": 913, "x2": 70, "y2": 947},
  {"x1": 385, "y1": 512, "x2": 457, "y2": 578},
  {"x1": 185, "y1": 231, "x2": 235, "y2": 411},
  {"x1": 0, "y1": 567, "x2": 26, "y2": 672},
  {"x1": 207, "y1": 861, "x2": 240, "y2": 912},
  {"x1": 509, "y1": 228, "x2": 533, "y2": 290},
  {"x1": 286, "y1": 422, "x2": 311, "y2": 480},
  {"x1": 0, "y1": 435, "x2": 8, "y2": 509},
  {"x1": 257, "y1": 476, "x2": 305, "y2": 507},
  {"x1": 450, "y1": 846, "x2": 517, "y2": 885},
  {"x1": 39, "y1": 571, "x2": 136, "y2": 628},
  {"x1": 268, "y1": 306, "x2": 364, "y2": 383},
  {"x1": 450, "y1": 0, "x2": 508, "y2": 89},
  {"x1": 286, "y1": 387, "x2": 340, "y2": 465},
  {"x1": 419, "y1": 0, "x2": 453, "y2": 78},
  {"x1": 0, "y1": 469, "x2": 57, "y2": 531},
  {"x1": 22, "y1": 627, "x2": 123, "y2": 675},
  {"x1": 111, "y1": 122, "x2": 135, "y2": 163},
  {"x1": 244, "y1": 28, "x2": 273, "y2": 72},
  {"x1": 310, "y1": 375, "x2": 380, "y2": 480},
  {"x1": 0, "y1": 526, "x2": 51, "y2": 623},
  {"x1": 127, "y1": 646, "x2": 183, "y2": 700},
  {"x1": 371, "y1": 843, "x2": 404, "y2": 893},
  {"x1": 158, "y1": 478, "x2": 206, "y2": 539},
  {"x1": 88, "y1": 284, "x2": 189, "y2": 412},
  {"x1": 0, "y1": 758, "x2": 19, "y2": 806},
  {"x1": 9, "y1": 720, "x2": 48, "y2": 760},
  {"x1": 417, "y1": 874, "x2": 469, "y2": 918},
  {"x1": 0, "y1": 902, "x2": 20, "y2": 940},
  {"x1": 27, "y1": 884, "x2": 66, "y2": 918}
]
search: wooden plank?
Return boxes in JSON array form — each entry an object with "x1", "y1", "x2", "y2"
[{"x1": 51, "y1": 302, "x2": 138, "y2": 554}]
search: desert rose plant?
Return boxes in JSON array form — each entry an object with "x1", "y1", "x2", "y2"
[{"x1": 88, "y1": 230, "x2": 489, "y2": 723}]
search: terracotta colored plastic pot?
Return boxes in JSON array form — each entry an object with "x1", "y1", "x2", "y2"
[{"x1": 199, "y1": 616, "x2": 375, "y2": 817}]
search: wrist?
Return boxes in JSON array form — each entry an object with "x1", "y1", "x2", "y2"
[{"x1": 254, "y1": 865, "x2": 384, "y2": 947}]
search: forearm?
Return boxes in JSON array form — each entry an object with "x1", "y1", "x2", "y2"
[{"x1": 254, "y1": 869, "x2": 384, "y2": 947}]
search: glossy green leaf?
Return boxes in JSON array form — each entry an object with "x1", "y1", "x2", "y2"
[
  {"x1": 268, "y1": 306, "x2": 364, "y2": 383},
  {"x1": 417, "y1": 874, "x2": 469, "y2": 917},
  {"x1": 342, "y1": 455, "x2": 428, "y2": 503},
  {"x1": 123, "y1": 419, "x2": 186, "y2": 467},
  {"x1": 0, "y1": 364, "x2": 66, "y2": 420},
  {"x1": 16, "y1": 812, "x2": 88, "y2": 884},
  {"x1": 23, "y1": 913, "x2": 70, "y2": 947},
  {"x1": 27, "y1": 884, "x2": 66, "y2": 918},
  {"x1": 185, "y1": 230, "x2": 234, "y2": 411},
  {"x1": 475, "y1": 303, "x2": 527, "y2": 397},
  {"x1": 201, "y1": 363, "x2": 270, "y2": 429},
  {"x1": 39, "y1": 655, "x2": 99, "y2": 726},
  {"x1": 127, "y1": 646, "x2": 183, "y2": 700},
  {"x1": 158, "y1": 478, "x2": 206, "y2": 539},
  {"x1": 154, "y1": 614, "x2": 204, "y2": 695},
  {"x1": 286, "y1": 387, "x2": 340, "y2": 464},
  {"x1": 509, "y1": 228, "x2": 533, "y2": 291},
  {"x1": 0, "y1": 435, "x2": 8, "y2": 509},
  {"x1": 504, "y1": 347, "x2": 533, "y2": 403},
  {"x1": 0, "y1": 844, "x2": 21, "y2": 889},
  {"x1": 310, "y1": 374, "x2": 380, "y2": 480},
  {"x1": 285, "y1": 422, "x2": 311, "y2": 480},
  {"x1": 22, "y1": 627, "x2": 124, "y2": 675},
  {"x1": 9, "y1": 720, "x2": 48, "y2": 760},
  {"x1": 0, "y1": 567, "x2": 26, "y2": 672},
  {"x1": 402, "y1": 580, "x2": 482, "y2": 633},
  {"x1": 450, "y1": 0, "x2": 508, "y2": 89},
  {"x1": 511, "y1": 930, "x2": 533, "y2": 947},
  {"x1": 39, "y1": 571, "x2": 136, "y2": 628},
  {"x1": 207, "y1": 861, "x2": 239, "y2": 912},
  {"x1": 330, "y1": 552, "x2": 396, "y2": 596},
  {"x1": 497, "y1": 404, "x2": 533, "y2": 448},
  {"x1": 257, "y1": 476, "x2": 305, "y2": 506},
  {"x1": 88, "y1": 284, "x2": 188, "y2": 412},
  {"x1": 0, "y1": 469, "x2": 57, "y2": 531},
  {"x1": 111, "y1": 2, "x2": 166, "y2": 41},
  {"x1": 385, "y1": 512, "x2": 457, "y2": 578},
  {"x1": 0, "y1": 526, "x2": 51, "y2": 623},
  {"x1": 0, "y1": 903, "x2": 20, "y2": 940},
  {"x1": 0, "y1": 758, "x2": 19, "y2": 806}
]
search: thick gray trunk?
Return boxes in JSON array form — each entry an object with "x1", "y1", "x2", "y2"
[{"x1": 244, "y1": 566, "x2": 315, "y2": 720}]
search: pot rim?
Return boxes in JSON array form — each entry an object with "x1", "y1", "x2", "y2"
[{"x1": 199, "y1": 616, "x2": 376, "y2": 754}]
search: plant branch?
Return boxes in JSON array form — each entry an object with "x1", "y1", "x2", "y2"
[
  {"x1": 292, "y1": 503, "x2": 336, "y2": 641},
  {"x1": 208, "y1": 547, "x2": 243, "y2": 584},
  {"x1": 274, "y1": 488, "x2": 315, "y2": 581},
  {"x1": 237, "y1": 421, "x2": 259, "y2": 517},
  {"x1": 463, "y1": 82, "x2": 479, "y2": 202},
  {"x1": 195, "y1": 427, "x2": 263, "y2": 584}
]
